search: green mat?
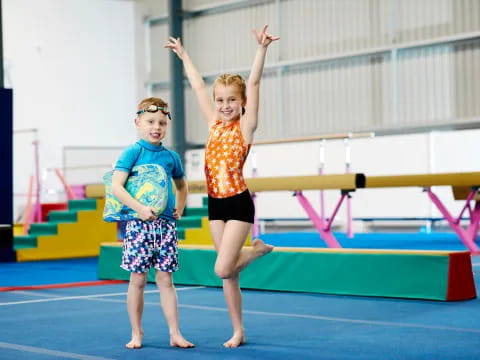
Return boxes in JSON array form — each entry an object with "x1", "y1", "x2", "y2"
[{"x1": 98, "y1": 244, "x2": 476, "y2": 301}]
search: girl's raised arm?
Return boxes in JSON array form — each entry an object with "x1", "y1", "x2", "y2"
[
  {"x1": 242, "y1": 25, "x2": 279, "y2": 144},
  {"x1": 164, "y1": 37, "x2": 216, "y2": 126}
]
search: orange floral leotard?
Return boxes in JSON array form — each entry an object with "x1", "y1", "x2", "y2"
[{"x1": 205, "y1": 120, "x2": 251, "y2": 198}]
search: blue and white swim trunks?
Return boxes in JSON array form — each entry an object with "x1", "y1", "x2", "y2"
[{"x1": 121, "y1": 218, "x2": 179, "y2": 273}]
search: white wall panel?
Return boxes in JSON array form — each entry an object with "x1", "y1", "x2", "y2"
[
  {"x1": 280, "y1": 55, "x2": 388, "y2": 137},
  {"x1": 280, "y1": 0, "x2": 389, "y2": 60},
  {"x1": 183, "y1": 2, "x2": 278, "y2": 73},
  {"x1": 396, "y1": 45, "x2": 453, "y2": 126},
  {"x1": 149, "y1": 24, "x2": 170, "y2": 82},
  {"x1": 396, "y1": 0, "x2": 480, "y2": 42},
  {"x1": 254, "y1": 73, "x2": 283, "y2": 141},
  {"x1": 454, "y1": 39, "x2": 480, "y2": 120},
  {"x1": 182, "y1": 0, "x2": 227, "y2": 10},
  {"x1": 396, "y1": 0, "x2": 450, "y2": 43},
  {"x1": 137, "y1": 0, "x2": 167, "y2": 17},
  {"x1": 184, "y1": 87, "x2": 210, "y2": 144}
]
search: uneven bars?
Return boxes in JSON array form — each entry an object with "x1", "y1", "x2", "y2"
[{"x1": 253, "y1": 132, "x2": 375, "y2": 145}]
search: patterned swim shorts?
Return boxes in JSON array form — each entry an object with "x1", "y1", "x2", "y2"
[{"x1": 121, "y1": 218, "x2": 179, "y2": 273}]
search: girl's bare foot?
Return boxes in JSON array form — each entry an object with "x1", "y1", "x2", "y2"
[
  {"x1": 125, "y1": 331, "x2": 143, "y2": 349},
  {"x1": 252, "y1": 238, "x2": 274, "y2": 257},
  {"x1": 223, "y1": 331, "x2": 246, "y2": 348},
  {"x1": 170, "y1": 333, "x2": 195, "y2": 348}
]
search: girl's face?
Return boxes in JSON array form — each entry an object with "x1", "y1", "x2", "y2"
[
  {"x1": 214, "y1": 85, "x2": 246, "y2": 122},
  {"x1": 135, "y1": 111, "x2": 168, "y2": 146}
]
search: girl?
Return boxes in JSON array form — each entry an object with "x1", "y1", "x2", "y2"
[{"x1": 165, "y1": 25, "x2": 279, "y2": 348}]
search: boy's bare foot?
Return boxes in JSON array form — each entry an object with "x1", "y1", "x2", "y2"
[
  {"x1": 170, "y1": 333, "x2": 195, "y2": 348},
  {"x1": 125, "y1": 331, "x2": 143, "y2": 349},
  {"x1": 252, "y1": 238, "x2": 274, "y2": 257},
  {"x1": 223, "y1": 331, "x2": 246, "y2": 348}
]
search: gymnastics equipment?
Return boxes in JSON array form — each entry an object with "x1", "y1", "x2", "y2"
[
  {"x1": 14, "y1": 128, "x2": 77, "y2": 235},
  {"x1": 13, "y1": 128, "x2": 41, "y2": 228},
  {"x1": 98, "y1": 243, "x2": 476, "y2": 301},
  {"x1": 53, "y1": 168, "x2": 77, "y2": 200},
  {"x1": 189, "y1": 171, "x2": 480, "y2": 251},
  {"x1": 88, "y1": 171, "x2": 479, "y2": 251},
  {"x1": 365, "y1": 172, "x2": 480, "y2": 253},
  {"x1": 103, "y1": 164, "x2": 168, "y2": 222},
  {"x1": 252, "y1": 132, "x2": 374, "y2": 238},
  {"x1": 15, "y1": 198, "x2": 117, "y2": 261},
  {"x1": 187, "y1": 173, "x2": 365, "y2": 192}
]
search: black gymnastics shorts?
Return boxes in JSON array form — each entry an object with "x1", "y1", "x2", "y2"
[{"x1": 208, "y1": 190, "x2": 255, "y2": 224}]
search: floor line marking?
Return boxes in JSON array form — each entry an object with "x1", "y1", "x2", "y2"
[
  {"x1": 84, "y1": 298, "x2": 480, "y2": 334},
  {"x1": 0, "y1": 286, "x2": 205, "y2": 306},
  {"x1": 0, "y1": 341, "x2": 114, "y2": 360}
]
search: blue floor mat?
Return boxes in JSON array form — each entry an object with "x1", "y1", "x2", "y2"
[
  {"x1": 0, "y1": 257, "x2": 100, "y2": 287},
  {"x1": 261, "y1": 231, "x2": 470, "y2": 251}
]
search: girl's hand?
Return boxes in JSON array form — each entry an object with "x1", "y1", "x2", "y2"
[
  {"x1": 252, "y1": 24, "x2": 279, "y2": 48},
  {"x1": 164, "y1": 37, "x2": 185, "y2": 59},
  {"x1": 138, "y1": 206, "x2": 157, "y2": 222}
]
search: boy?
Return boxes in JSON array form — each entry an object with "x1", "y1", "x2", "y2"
[{"x1": 111, "y1": 97, "x2": 194, "y2": 349}]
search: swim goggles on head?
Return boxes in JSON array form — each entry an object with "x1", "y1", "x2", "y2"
[{"x1": 136, "y1": 105, "x2": 171, "y2": 120}]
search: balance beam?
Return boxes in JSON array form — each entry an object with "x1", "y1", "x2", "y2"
[
  {"x1": 85, "y1": 173, "x2": 365, "y2": 198},
  {"x1": 364, "y1": 172, "x2": 480, "y2": 253},
  {"x1": 98, "y1": 243, "x2": 476, "y2": 301},
  {"x1": 188, "y1": 173, "x2": 366, "y2": 193},
  {"x1": 366, "y1": 172, "x2": 480, "y2": 188}
]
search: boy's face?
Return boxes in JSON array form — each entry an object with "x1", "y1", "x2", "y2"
[{"x1": 135, "y1": 111, "x2": 169, "y2": 146}]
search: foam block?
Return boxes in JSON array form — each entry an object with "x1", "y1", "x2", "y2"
[{"x1": 98, "y1": 243, "x2": 476, "y2": 301}]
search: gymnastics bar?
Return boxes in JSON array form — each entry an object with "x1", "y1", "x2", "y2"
[
  {"x1": 86, "y1": 173, "x2": 365, "y2": 197},
  {"x1": 252, "y1": 132, "x2": 374, "y2": 239},
  {"x1": 365, "y1": 172, "x2": 480, "y2": 253},
  {"x1": 189, "y1": 173, "x2": 366, "y2": 248},
  {"x1": 188, "y1": 173, "x2": 366, "y2": 193},
  {"x1": 252, "y1": 131, "x2": 375, "y2": 145}
]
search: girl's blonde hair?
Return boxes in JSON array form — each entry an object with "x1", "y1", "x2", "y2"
[{"x1": 212, "y1": 74, "x2": 246, "y2": 100}]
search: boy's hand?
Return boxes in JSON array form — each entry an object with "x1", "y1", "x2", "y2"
[
  {"x1": 252, "y1": 24, "x2": 279, "y2": 48},
  {"x1": 164, "y1": 37, "x2": 185, "y2": 59},
  {"x1": 172, "y1": 208, "x2": 183, "y2": 220},
  {"x1": 138, "y1": 206, "x2": 157, "y2": 222}
]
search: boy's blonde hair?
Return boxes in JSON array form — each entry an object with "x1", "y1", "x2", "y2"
[
  {"x1": 212, "y1": 74, "x2": 246, "y2": 100},
  {"x1": 137, "y1": 97, "x2": 169, "y2": 113}
]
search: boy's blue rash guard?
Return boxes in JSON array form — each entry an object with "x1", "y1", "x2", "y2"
[{"x1": 115, "y1": 139, "x2": 185, "y2": 220}]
